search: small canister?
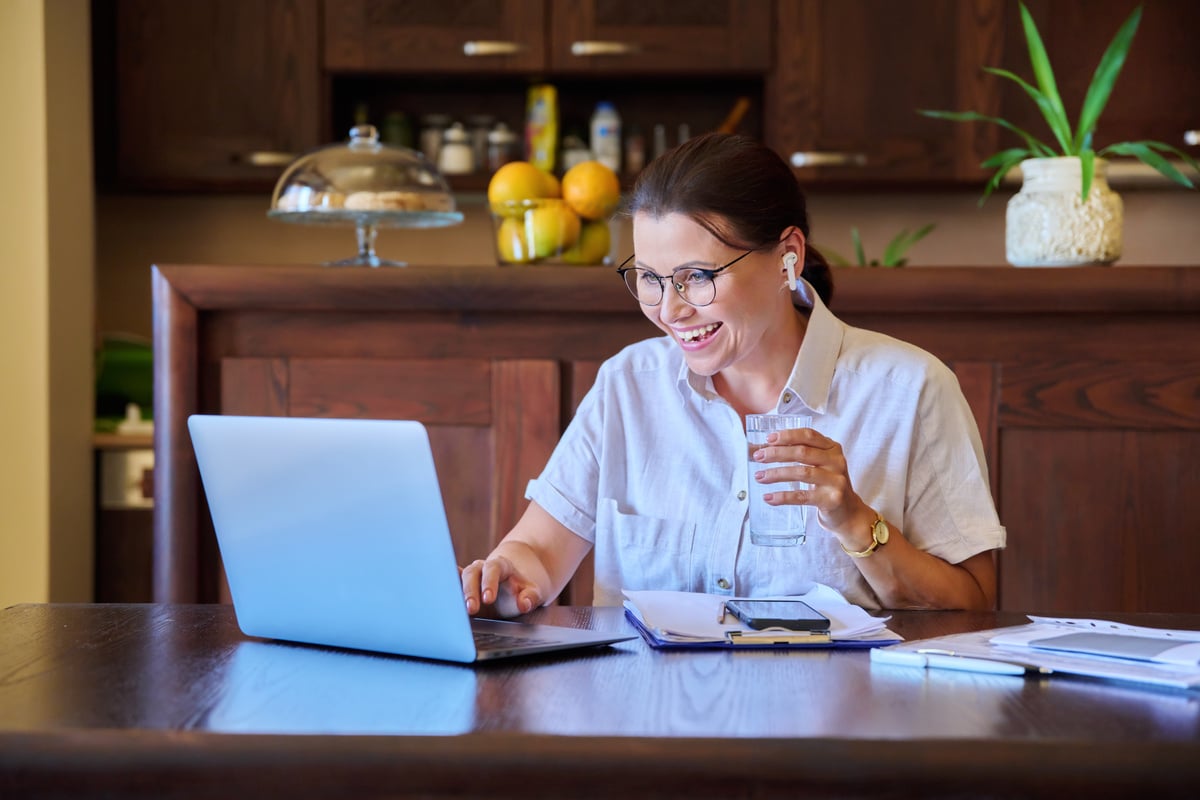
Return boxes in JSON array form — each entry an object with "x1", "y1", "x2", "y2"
[
  {"x1": 438, "y1": 122, "x2": 474, "y2": 175},
  {"x1": 486, "y1": 122, "x2": 519, "y2": 172}
]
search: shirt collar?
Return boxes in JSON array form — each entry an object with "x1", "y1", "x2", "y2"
[
  {"x1": 673, "y1": 277, "x2": 844, "y2": 412},
  {"x1": 781, "y1": 277, "x2": 842, "y2": 415}
]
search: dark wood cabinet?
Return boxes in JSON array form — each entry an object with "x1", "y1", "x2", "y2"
[
  {"x1": 151, "y1": 264, "x2": 1200, "y2": 615},
  {"x1": 323, "y1": 0, "x2": 548, "y2": 73},
  {"x1": 548, "y1": 0, "x2": 771, "y2": 74},
  {"x1": 998, "y1": 0, "x2": 1200, "y2": 158},
  {"x1": 323, "y1": 0, "x2": 770, "y2": 75},
  {"x1": 96, "y1": 0, "x2": 321, "y2": 191},
  {"x1": 767, "y1": 0, "x2": 1006, "y2": 184},
  {"x1": 93, "y1": 1, "x2": 1199, "y2": 191}
]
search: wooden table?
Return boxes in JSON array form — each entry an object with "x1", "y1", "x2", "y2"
[{"x1": 1, "y1": 604, "x2": 1197, "y2": 799}]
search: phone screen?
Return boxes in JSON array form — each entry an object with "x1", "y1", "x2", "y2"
[{"x1": 724, "y1": 599, "x2": 831, "y2": 632}]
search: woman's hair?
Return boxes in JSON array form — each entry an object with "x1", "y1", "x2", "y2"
[{"x1": 626, "y1": 132, "x2": 833, "y2": 306}]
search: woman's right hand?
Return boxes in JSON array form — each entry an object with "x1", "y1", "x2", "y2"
[{"x1": 459, "y1": 554, "x2": 544, "y2": 617}]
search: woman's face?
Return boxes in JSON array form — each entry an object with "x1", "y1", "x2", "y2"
[{"x1": 630, "y1": 212, "x2": 791, "y2": 378}]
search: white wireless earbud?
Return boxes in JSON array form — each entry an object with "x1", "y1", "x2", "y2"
[{"x1": 782, "y1": 252, "x2": 798, "y2": 291}]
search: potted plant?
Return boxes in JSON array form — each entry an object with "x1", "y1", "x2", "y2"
[
  {"x1": 823, "y1": 224, "x2": 936, "y2": 268},
  {"x1": 921, "y1": 2, "x2": 1199, "y2": 266}
]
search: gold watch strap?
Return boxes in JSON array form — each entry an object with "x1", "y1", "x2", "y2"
[{"x1": 840, "y1": 512, "x2": 887, "y2": 559}]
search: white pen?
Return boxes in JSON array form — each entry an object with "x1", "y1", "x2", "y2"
[{"x1": 872, "y1": 647, "x2": 1053, "y2": 676}]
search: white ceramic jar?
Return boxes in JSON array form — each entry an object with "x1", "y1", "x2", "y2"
[{"x1": 1006, "y1": 157, "x2": 1123, "y2": 266}]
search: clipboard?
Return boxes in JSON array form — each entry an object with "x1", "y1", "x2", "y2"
[{"x1": 621, "y1": 587, "x2": 902, "y2": 651}]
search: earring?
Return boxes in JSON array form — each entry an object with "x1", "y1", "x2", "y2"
[{"x1": 782, "y1": 252, "x2": 798, "y2": 290}]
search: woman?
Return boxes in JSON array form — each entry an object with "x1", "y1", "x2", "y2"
[{"x1": 461, "y1": 133, "x2": 1004, "y2": 615}]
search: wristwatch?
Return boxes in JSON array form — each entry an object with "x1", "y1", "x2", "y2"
[{"x1": 840, "y1": 512, "x2": 890, "y2": 558}]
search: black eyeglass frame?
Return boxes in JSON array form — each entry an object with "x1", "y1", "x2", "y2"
[{"x1": 615, "y1": 249, "x2": 756, "y2": 307}]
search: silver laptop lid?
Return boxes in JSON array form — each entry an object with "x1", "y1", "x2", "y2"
[{"x1": 188, "y1": 415, "x2": 478, "y2": 662}]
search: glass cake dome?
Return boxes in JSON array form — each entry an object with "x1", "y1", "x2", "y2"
[{"x1": 268, "y1": 124, "x2": 464, "y2": 267}]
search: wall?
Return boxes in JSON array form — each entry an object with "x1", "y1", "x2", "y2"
[
  {"x1": 0, "y1": 0, "x2": 95, "y2": 608},
  {"x1": 96, "y1": 186, "x2": 1200, "y2": 336}
]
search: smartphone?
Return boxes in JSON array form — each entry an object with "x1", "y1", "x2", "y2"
[{"x1": 724, "y1": 599, "x2": 831, "y2": 632}]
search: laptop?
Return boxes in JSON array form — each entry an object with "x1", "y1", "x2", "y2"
[{"x1": 187, "y1": 414, "x2": 635, "y2": 663}]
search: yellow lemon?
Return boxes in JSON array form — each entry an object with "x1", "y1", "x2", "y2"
[
  {"x1": 488, "y1": 161, "x2": 560, "y2": 217},
  {"x1": 561, "y1": 160, "x2": 621, "y2": 220},
  {"x1": 561, "y1": 220, "x2": 612, "y2": 265},
  {"x1": 495, "y1": 216, "x2": 533, "y2": 264},
  {"x1": 525, "y1": 201, "x2": 581, "y2": 260}
]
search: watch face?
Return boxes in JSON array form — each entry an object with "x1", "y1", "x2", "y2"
[{"x1": 873, "y1": 518, "x2": 890, "y2": 545}]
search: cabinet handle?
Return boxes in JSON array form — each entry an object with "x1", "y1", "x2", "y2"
[
  {"x1": 1185, "y1": 130, "x2": 1199, "y2": 146},
  {"x1": 462, "y1": 41, "x2": 526, "y2": 56},
  {"x1": 570, "y1": 41, "x2": 640, "y2": 57},
  {"x1": 235, "y1": 151, "x2": 296, "y2": 168},
  {"x1": 790, "y1": 152, "x2": 869, "y2": 168}
]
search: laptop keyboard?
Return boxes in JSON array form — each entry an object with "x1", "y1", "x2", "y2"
[{"x1": 473, "y1": 630, "x2": 563, "y2": 651}]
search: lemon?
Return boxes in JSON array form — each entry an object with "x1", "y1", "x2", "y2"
[
  {"x1": 488, "y1": 161, "x2": 560, "y2": 217},
  {"x1": 525, "y1": 201, "x2": 581, "y2": 260},
  {"x1": 561, "y1": 220, "x2": 612, "y2": 265},
  {"x1": 495, "y1": 216, "x2": 533, "y2": 264},
  {"x1": 561, "y1": 160, "x2": 621, "y2": 220}
]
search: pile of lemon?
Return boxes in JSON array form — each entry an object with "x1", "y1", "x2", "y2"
[{"x1": 488, "y1": 160, "x2": 621, "y2": 265}]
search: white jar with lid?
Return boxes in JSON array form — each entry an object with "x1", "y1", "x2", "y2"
[{"x1": 438, "y1": 122, "x2": 474, "y2": 175}]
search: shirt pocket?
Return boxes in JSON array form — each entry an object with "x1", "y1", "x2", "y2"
[{"x1": 597, "y1": 498, "x2": 699, "y2": 593}]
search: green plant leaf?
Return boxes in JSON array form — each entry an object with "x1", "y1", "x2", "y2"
[
  {"x1": 980, "y1": 150, "x2": 1034, "y2": 206},
  {"x1": 1019, "y1": 2, "x2": 1071, "y2": 147},
  {"x1": 881, "y1": 224, "x2": 936, "y2": 267},
  {"x1": 1101, "y1": 141, "x2": 1197, "y2": 188},
  {"x1": 1080, "y1": 148, "x2": 1095, "y2": 200},
  {"x1": 981, "y1": 147, "x2": 1035, "y2": 169},
  {"x1": 851, "y1": 228, "x2": 866, "y2": 267},
  {"x1": 1074, "y1": 5, "x2": 1142, "y2": 152},
  {"x1": 919, "y1": 109, "x2": 1054, "y2": 157},
  {"x1": 983, "y1": 67, "x2": 1073, "y2": 154}
]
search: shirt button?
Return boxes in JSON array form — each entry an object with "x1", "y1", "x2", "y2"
[
  {"x1": 737, "y1": 490, "x2": 747, "y2": 501},
  {"x1": 783, "y1": 392, "x2": 793, "y2": 403},
  {"x1": 717, "y1": 578, "x2": 731, "y2": 590}
]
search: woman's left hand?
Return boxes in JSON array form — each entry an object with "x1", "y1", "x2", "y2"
[{"x1": 751, "y1": 426, "x2": 875, "y2": 544}]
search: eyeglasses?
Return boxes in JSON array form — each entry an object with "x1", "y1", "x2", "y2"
[{"x1": 616, "y1": 249, "x2": 754, "y2": 307}]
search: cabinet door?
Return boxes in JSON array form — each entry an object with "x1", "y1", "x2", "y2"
[
  {"x1": 108, "y1": 0, "x2": 321, "y2": 190},
  {"x1": 999, "y1": 0, "x2": 1200, "y2": 159},
  {"x1": 324, "y1": 0, "x2": 548, "y2": 73},
  {"x1": 550, "y1": 0, "x2": 771, "y2": 74},
  {"x1": 767, "y1": 0, "x2": 1004, "y2": 183}
]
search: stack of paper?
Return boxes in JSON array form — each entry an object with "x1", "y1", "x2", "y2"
[
  {"x1": 622, "y1": 584, "x2": 902, "y2": 649},
  {"x1": 871, "y1": 616, "x2": 1200, "y2": 690}
]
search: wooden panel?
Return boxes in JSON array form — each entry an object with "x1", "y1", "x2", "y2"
[
  {"x1": 323, "y1": 0, "x2": 547, "y2": 73},
  {"x1": 110, "y1": 0, "x2": 320, "y2": 190},
  {"x1": 948, "y1": 360, "x2": 1000, "y2": 501},
  {"x1": 552, "y1": 0, "x2": 771, "y2": 74},
  {"x1": 999, "y1": 429, "x2": 1200, "y2": 613},
  {"x1": 999, "y1": 360, "x2": 1200, "y2": 429},
  {"x1": 491, "y1": 360, "x2": 560, "y2": 538},
  {"x1": 220, "y1": 358, "x2": 288, "y2": 415},
  {"x1": 768, "y1": 0, "x2": 1004, "y2": 183},
  {"x1": 1001, "y1": 0, "x2": 1200, "y2": 153},
  {"x1": 287, "y1": 358, "x2": 492, "y2": 423}
]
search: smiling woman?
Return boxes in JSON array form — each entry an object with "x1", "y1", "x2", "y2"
[{"x1": 460, "y1": 133, "x2": 1005, "y2": 616}]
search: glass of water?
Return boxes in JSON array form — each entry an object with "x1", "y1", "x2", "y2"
[{"x1": 745, "y1": 414, "x2": 812, "y2": 546}]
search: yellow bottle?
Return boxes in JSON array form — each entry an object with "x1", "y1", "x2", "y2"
[{"x1": 525, "y1": 84, "x2": 558, "y2": 174}]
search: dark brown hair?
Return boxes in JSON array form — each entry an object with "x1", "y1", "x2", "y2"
[{"x1": 626, "y1": 132, "x2": 833, "y2": 306}]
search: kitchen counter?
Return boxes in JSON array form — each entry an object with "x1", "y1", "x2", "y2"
[{"x1": 150, "y1": 264, "x2": 1200, "y2": 612}]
